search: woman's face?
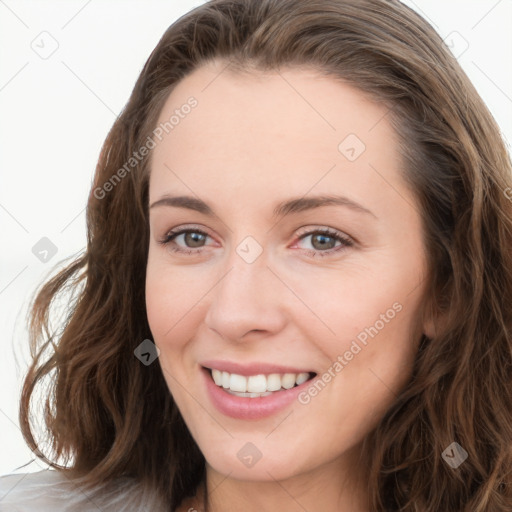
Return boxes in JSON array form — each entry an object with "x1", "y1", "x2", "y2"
[{"x1": 146, "y1": 61, "x2": 432, "y2": 482}]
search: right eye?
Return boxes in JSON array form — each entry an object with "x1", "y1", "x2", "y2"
[{"x1": 158, "y1": 226, "x2": 214, "y2": 255}]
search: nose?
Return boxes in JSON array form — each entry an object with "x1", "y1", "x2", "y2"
[{"x1": 204, "y1": 252, "x2": 288, "y2": 342}]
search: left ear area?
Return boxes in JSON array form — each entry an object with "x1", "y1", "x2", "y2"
[
  {"x1": 418, "y1": 293, "x2": 437, "y2": 340},
  {"x1": 423, "y1": 314, "x2": 437, "y2": 339},
  {"x1": 422, "y1": 297, "x2": 449, "y2": 340}
]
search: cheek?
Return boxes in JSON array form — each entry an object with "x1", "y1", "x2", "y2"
[
  {"x1": 299, "y1": 260, "x2": 423, "y2": 406},
  {"x1": 145, "y1": 255, "x2": 212, "y2": 396},
  {"x1": 293, "y1": 270, "x2": 412, "y2": 352},
  {"x1": 294, "y1": 309, "x2": 420, "y2": 452},
  {"x1": 145, "y1": 252, "x2": 204, "y2": 342},
  {"x1": 145, "y1": 264, "x2": 172, "y2": 341},
  {"x1": 310, "y1": 297, "x2": 421, "y2": 425},
  {"x1": 145, "y1": 262, "x2": 192, "y2": 397}
]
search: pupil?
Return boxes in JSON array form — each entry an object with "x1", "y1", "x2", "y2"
[
  {"x1": 186, "y1": 232, "x2": 205, "y2": 248},
  {"x1": 312, "y1": 234, "x2": 334, "y2": 250}
]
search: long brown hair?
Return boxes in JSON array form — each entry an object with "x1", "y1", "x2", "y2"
[{"x1": 19, "y1": 0, "x2": 512, "y2": 510}]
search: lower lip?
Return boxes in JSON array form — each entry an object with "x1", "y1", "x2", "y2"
[{"x1": 201, "y1": 367, "x2": 313, "y2": 420}]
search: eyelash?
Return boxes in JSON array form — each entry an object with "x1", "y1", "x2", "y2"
[{"x1": 157, "y1": 226, "x2": 354, "y2": 258}]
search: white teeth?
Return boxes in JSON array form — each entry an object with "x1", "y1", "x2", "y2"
[
  {"x1": 212, "y1": 369, "x2": 222, "y2": 386},
  {"x1": 226, "y1": 390, "x2": 274, "y2": 398},
  {"x1": 267, "y1": 373, "x2": 282, "y2": 391},
  {"x1": 247, "y1": 374, "x2": 267, "y2": 393},
  {"x1": 209, "y1": 369, "x2": 312, "y2": 394},
  {"x1": 229, "y1": 373, "x2": 247, "y2": 392},
  {"x1": 296, "y1": 372, "x2": 309, "y2": 385},
  {"x1": 281, "y1": 373, "x2": 296, "y2": 389}
]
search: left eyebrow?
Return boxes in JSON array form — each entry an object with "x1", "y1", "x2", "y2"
[
  {"x1": 272, "y1": 194, "x2": 377, "y2": 219},
  {"x1": 149, "y1": 194, "x2": 377, "y2": 219}
]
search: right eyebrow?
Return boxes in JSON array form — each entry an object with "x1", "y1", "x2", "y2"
[{"x1": 150, "y1": 195, "x2": 213, "y2": 215}]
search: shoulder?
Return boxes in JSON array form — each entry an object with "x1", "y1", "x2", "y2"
[
  {"x1": 0, "y1": 468, "x2": 166, "y2": 512},
  {"x1": 0, "y1": 469, "x2": 86, "y2": 511}
]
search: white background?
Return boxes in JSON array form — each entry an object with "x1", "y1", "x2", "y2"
[{"x1": 1, "y1": 0, "x2": 511, "y2": 475}]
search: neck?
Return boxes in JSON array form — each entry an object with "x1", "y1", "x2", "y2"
[{"x1": 198, "y1": 445, "x2": 370, "y2": 512}]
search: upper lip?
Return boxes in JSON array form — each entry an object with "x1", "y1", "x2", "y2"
[{"x1": 201, "y1": 360, "x2": 316, "y2": 376}]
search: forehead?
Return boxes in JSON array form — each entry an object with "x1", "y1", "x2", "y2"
[
  {"x1": 149, "y1": 62, "x2": 403, "y2": 211},
  {"x1": 153, "y1": 62, "x2": 393, "y2": 151}
]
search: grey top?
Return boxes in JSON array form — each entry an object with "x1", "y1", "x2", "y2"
[{"x1": 0, "y1": 469, "x2": 166, "y2": 511}]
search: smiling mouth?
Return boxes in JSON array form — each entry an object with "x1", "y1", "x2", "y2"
[{"x1": 205, "y1": 367, "x2": 317, "y2": 398}]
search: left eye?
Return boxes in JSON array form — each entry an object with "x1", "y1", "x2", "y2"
[{"x1": 294, "y1": 228, "x2": 353, "y2": 256}]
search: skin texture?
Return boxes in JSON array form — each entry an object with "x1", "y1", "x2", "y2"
[{"x1": 146, "y1": 60, "x2": 434, "y2": 512}]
